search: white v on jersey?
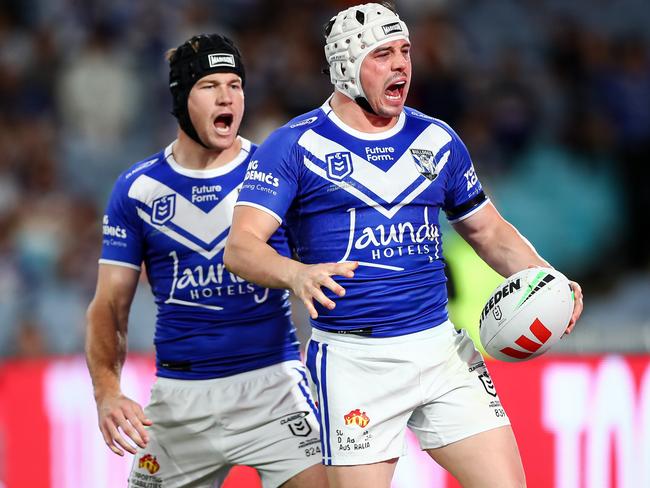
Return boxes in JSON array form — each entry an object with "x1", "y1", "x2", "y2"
[
  {"x1": 100, "y1": 138, "x2": 300, "y2": 379},
  {"x1": 236, "y1": 101, "x2": 489, "y2": 337}
]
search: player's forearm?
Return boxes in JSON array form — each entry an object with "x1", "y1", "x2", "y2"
[
  {"x1": 470, "y1": 220, "x2": 549, "y2": 277},
  {"x1": 85, "y1": 299, "x2": 128, "y2": 399},
  {"x1": 224, "y1": 230, "x2": 303, "y2": 290}
]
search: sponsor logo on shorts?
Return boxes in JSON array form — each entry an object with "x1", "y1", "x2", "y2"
[
  {"x1": 280, "y1": 411, "x2": 312, "y2": 437},
  {"x1": 468, "y1": 361, "x2": 485, "y2": 373},
  {"x1": 335, "y1": 428, "x2": 372, "y2": 451},
  {"x1": 478, "y1": 371, "x2": 497, "y2": 397},
  {"x1": 138, "y1": 454, "x2": 160, "y2": 474},
  {"x1": 344, "y1": 409, "x2": 370, "y2": 428},
  {"x1": 131, "y1": 471, "x2": 162, "y2": 488}
]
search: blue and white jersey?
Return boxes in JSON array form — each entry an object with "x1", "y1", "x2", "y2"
[
  {"x1": 100, "y1": 138, "x2": 300, "y2": 379},
  {"x1": 236, "y1": 101, "x2": 488, "y2": 337}
]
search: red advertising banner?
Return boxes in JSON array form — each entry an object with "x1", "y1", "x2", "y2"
[{"x1": 0, "y1": 355, "x2": 648, "y2": 488}]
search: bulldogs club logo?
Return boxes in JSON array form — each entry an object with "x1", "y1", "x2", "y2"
[
  {"x1": 410, "y1": 148, "x2": 438, "y2": 181},
  {"x1": 344, "y1": 409, "x2": 370, "y2": 428},
  {"x1": 326, "y1": 152, "x2": 353, "y2": 181},
  {"x1": 138, "y1": 454, "x2": 160, "y2": 475},
  {"x1": 151, "y1": 194, "x2": 176, "y2": 225}
]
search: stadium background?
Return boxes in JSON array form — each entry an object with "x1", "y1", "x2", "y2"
[{"x1": 0, "y1": 0, "x2": 648, "y2": 486}]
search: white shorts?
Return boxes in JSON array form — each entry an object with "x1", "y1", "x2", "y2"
[
  {"x1": 128, "y1": 360, "x2": 321, "y2": 488},
  {"x1": 305, "y1": 322, "x2": 510, "y2": 466}
]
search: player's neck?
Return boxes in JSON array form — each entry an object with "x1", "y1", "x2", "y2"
[
  {"x1": 172, "y1": 131, "x2": 242, "y2": 171},
  {"x1": 329, "y1": 91, "x2": 399, "y2": 133}
]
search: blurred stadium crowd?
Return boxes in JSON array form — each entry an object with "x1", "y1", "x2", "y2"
[{"x1": 0, "y1": 0, "x2": 648, "y2": 357}]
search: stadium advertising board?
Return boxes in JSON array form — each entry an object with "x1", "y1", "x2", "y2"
[{"x1": 0, "y1": 355, "x2": 648, "y2": 487}]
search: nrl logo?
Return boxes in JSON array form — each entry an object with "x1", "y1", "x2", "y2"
[
  {"x1": 478, "y1": 371, "x2": 498, "y2": 397},
  {"x1": 152, "y1": 194, "x2": 176, "y2": 225},
  {"x1": 326, "y1": 151, "x2": 353, "y2": 181},
  {"x1": 288, "y1": 418, "x2": 312, "y2": 437},
  {"x1": 410, "y1": 148, "x2": 438, "y2": 181},
  {"x1": 492, "y1": 305, "x2": 503, "y2": 321}
]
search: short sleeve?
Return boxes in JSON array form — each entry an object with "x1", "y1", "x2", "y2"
[
  {"x1": 236, "y1": 128, "x2": 300, "y2": 224},
  {"x1": 99, "y1": 176, "x2": 144, "y2": 270},
  {"x1": 442, "y1": 129, "x2": 488, "y2": 223}
]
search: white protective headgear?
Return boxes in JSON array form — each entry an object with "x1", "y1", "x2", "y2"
[{"x1": 324, "y1": 3, "x2": 409, "y2": 104}]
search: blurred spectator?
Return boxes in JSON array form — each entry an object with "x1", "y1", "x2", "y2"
[
  {"x1": 56, "y1": 24, "x2": 140, "y2": 146},
  {"x1": 489, "y1": 142, "x2": 625, "y2": 277},
  {"x1": 0, "y1": 215, "x2": 24, "y2": 357},
  {"x1": 486, "y1": 49, "x2": 540, "y2": 164},
  {"x1": 56, "y1": 22, "x2": 142, "y2": 199},
  {"x1": 596, "y1": 35, "x2": 650, "y2": 267},
  {"x1": 14, "y1": 319, "x2": 48, "y2": 358},
  {"x1": 409, "y1": 10, "x2": 470, "y2": 127}
]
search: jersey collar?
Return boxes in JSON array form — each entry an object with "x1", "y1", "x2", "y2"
[
  {"x1": 320, "y1": 96, "x2": 406, "y2": 141},
  {"x1": 164, "y1": 137, "x2": 251, "y2": 179}
]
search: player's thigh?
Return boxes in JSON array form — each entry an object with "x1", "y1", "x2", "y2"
[
  {"x1": 279, "y1": 463, "x2": 327, "y2": 488},
  {"x1": 409, "y1": 327, "x2": 511, "y2": 449},
  {"x1": 128, "y1": 379, "x2": 227, "y2": 488},
  {"x1": 305, "y1": 337, "x2": 419, "y2": 467},
  {"x1": 242, "y1": 415, "x2": 322, "y2": 488},
  {"x1": 426, "y1": 425, "x2": 526, "y2": 488},
  {"x1": 324, "y1": 459, "x2": 398, "y2": 488},
  {"x1": 227, "y1": 362, "x2": 322, "y2": 488}
]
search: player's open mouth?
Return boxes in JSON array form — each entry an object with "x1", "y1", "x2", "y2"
[
  {"x1": 385, "y1": 80, "x2": 406, "y2": 101},
  {"x1": 214, "y1": 114, "x2": 234, "y2": 134}
]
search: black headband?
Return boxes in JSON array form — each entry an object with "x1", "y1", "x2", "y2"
[{"x1": 169, "y1": 34, "x2": 245, "y2": 148}]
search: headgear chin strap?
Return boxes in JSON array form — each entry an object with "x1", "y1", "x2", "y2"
[
  {"x1": 168, "y1": 34, "x2": 245, "y2": 148},
  {"x1": 324, "y1": 3, "x2": 409, "y2": 114}
]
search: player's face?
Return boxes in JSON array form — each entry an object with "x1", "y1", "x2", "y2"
[
  {"x1": 359, "y1": 39, "x2": 411, "y2": 118},
  {"x1": 187, "y1": 72, "x2": 244, "y2": 151}
]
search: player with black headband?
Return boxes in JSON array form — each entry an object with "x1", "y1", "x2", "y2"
[
  {"x1": 226, "y1": 3, "x2": 583, "y2": 487},
  {"x1": 86, "y1": 34, "x2": 325, "y2": 488}
]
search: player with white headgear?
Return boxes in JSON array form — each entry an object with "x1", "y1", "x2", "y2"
[
  {"x1": 323, "y1": 2, "x2": 409, "y2": 114},
  {"x1": 226, "y1": 2, "x2": 584, "y2": 487}
]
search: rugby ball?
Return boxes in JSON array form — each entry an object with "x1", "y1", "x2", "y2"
[{"x1": 479, "y1": 267, "x2": 574, "y2": 362}]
